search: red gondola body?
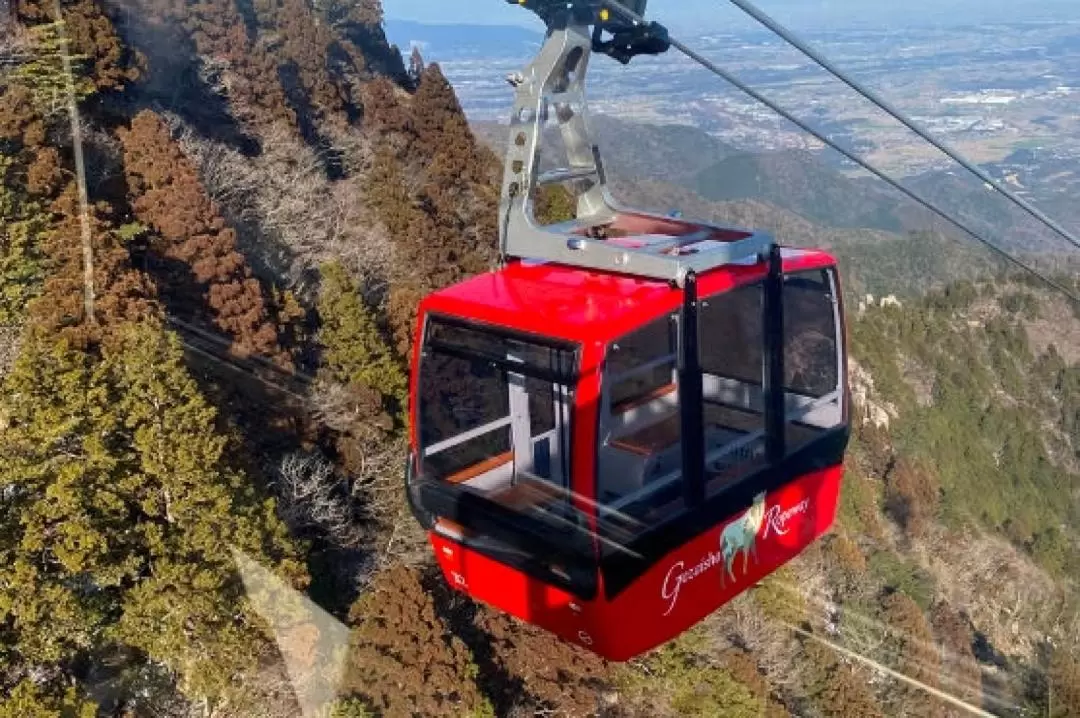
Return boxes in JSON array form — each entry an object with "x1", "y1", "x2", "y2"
[
  {"x1": 404, "y1": 0, "x2": 849, "y2": 661},
  {"x1": 407, "y1": 250, "x2": 849, "y2": 660},
  {"x1": 428, "y1": 467, "x2": 841, "y2": 660}
]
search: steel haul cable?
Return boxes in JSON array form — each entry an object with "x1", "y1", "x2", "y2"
[{"x1": 725, "y1": 0, "x2": 1080, "y2": 254}]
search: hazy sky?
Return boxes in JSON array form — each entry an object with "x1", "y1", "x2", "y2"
[{"x1": 382, "y1": 0, "x2": 1080, "y2": 32}]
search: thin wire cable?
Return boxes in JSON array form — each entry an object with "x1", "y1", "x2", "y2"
[
  {"x1": 604, "y1": 1, "x2": 1080, "y2": 306},
  {"x1": 725, "y1": 0, "x2": 1080, "y2": 254},
  {"x1": 51, "y1": 3, "x2": 96, "y2": 323},
  {"x1": 781, "y1": 621, "x2": 998, "y2": 717},
  {"x1": 767, "y1": 579, "x2": 1022, "y2": 714}
]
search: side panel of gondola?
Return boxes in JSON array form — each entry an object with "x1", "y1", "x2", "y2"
[
  {"x1": 427, "y1": 463, "x2": 843, "y2": 661},
  {"x1": 589, "y1": 463, "x2": 843, "y2": 660}
]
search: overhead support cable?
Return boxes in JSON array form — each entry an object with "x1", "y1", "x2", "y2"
[
  {"x1": 724, "y1": 0, "x2": 1080, "y2": 254},
  {"x1": 602, "y1": 0, "x2": 1080, "y2": 306}
]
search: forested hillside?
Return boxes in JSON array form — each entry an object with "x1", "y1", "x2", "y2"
[{"x1": 1, "y1": 1, "x2": 1079, "y2": 716}]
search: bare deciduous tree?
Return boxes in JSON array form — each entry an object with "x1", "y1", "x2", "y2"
[
  {"x1": 273, "y1": 450, "x2": 362, "y2": 549},
  {"x1": 166, "y1": 116, "x2": 395, "y2": 299},
  {"x1": 0, "y1": 325, "x2": 21, "y2": 378}
]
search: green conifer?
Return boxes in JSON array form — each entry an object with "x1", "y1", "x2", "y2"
[{"x1": 317, "y1": 260, "x2": 406, "y2": 413}]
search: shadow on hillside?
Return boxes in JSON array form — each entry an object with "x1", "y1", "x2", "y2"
[
  {"x1": 278, "y1": 63, "x2": 346, "y2": 181},
  {"x1": 109, "y1": 5, "x2": 260, "y2": 156}
]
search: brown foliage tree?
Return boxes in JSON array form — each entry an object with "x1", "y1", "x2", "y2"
[
  {"x1": 29, "y1": 186, "x2": 159, "y2": 347},
  {"x1": 930, "y1": 602, "x2": 983, "y2": 710},
  {"x1": 338, "y1": 565, "x2": 492, "y2": 717},
  {"x1": 14, "y1": 0, "x2": 139, "y2": 90},
  {"x1": 25, "y1": 146, "x2": 61, "y2": 196},
  {"x1": 361, "y1": 65, "x2": 499, "y2": 356},
  {"x1": 799, "y1": 640, "x2": 884, "y2": 718},
  {"x1": 269, "y1": 0, "x2": 349, "y2": 119},
  {"x1": 408, "y1": 46, "x2": 424, "y2": 85},
  {"x1": 473, "y1": 605, "x2": 615, "y2": 715},
  {"x1": 882, "y1": 592, "x2": 941, "y2": 715},
  {"x1": 118, "y1": 110, "x2": 290, "y2": 366},
  {"x1": 884, "y1": 457, "x2": 941, "y2": 537},
  {"x1": 1050, "y1": 649, "x2": 1080, "y2": 718},
  {"x1": 0, "y1": 84, "x2": 45, "y2": 149},
  {"x1": 360, "y1": 77, "x2": 414, "y2": 152},
  {"x1": 349, "y1": 0, "x2": 382, "y2": 26},
  {"x1": 130, "y1": 0, "x2": 295, "y2": 129},
  {"x1": 719, "y1": 648, "x2": 794, "y2": 717}
]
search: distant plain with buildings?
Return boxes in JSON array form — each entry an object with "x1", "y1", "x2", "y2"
[{"x1": 388, "y1": 17, "x2": 1080, "y2": 245}]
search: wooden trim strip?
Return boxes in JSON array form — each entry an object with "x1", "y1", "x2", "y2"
[
  {"x1": 612, "y1": 381, "x2": 677, "y2": 415},
  {"x1": 444, "y1": 450, "x2": 515, "y2": 485}
]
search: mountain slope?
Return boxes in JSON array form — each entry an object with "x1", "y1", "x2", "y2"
[
  {"x1": 472, "y1": 113, "x2": 735, "y2": 187},
  {"x1": 694, "y1": 150, "x2": 907, "y2": 233},
  {"x1": 2, "y1": 2, "x2": 1079, "y2": 716}
]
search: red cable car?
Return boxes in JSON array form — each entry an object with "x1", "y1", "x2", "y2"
[{"x1": 405, "y1": 0, "x2": 850, "y2": 661}]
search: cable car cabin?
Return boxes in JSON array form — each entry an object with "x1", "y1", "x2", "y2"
[
  {"x1": 404, "y1": 0, "x2": 848, "y2": 660},
  {"x1": 405, "y1": 246, "x2": 850, "y2": 661}
]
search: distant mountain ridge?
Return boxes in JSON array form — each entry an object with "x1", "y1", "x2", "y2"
[
  {"x1": 693, "y1": 150, "x2": 907, "y2": 233},
  {"x1": 480, "y1": 109, "x2": 1072, "y2": 258},
  {"x1": 472, "y1": 114, "x2": 735, "y2": 188},
  {"x1": 470, "y1": 114, "x2": 1013, "y2": 296}
]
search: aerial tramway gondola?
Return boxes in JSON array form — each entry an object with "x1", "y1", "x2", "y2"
[{"x1": 404, "y1": 0, "x2": 850, "y2": 661}]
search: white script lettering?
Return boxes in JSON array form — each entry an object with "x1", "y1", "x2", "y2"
[
  {"x1": 762, "y1": 499, "x2": 810, "y2": 539},
  {"x1": 659, "y1": 497, "x2": 814, "y2": 614}
]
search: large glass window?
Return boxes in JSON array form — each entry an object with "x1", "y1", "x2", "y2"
[
  {"x1": 418, "y1": 318, "x2": 578, "y2": 517},
  {"x1": 696, "y1": 269, "x2": 844, "y2": 491},
  {"x1": 607, "y1": 313, "x2": 678, "y2": 411},
  {"x1": 597, "y1": 312, "x2": 684, "y2": 534},
  {"x1": 699, "y1": 283, "x2": 767, "y2": 494},
  {"x1": 782, "y1": 269, "x2": 844, "y2": 452},
  {"x1": 784, "y1": 270, "x2": 840, "y2": 398},
  {"x1": 594, "y1": 267, "x2": 845, "y2": 540}
]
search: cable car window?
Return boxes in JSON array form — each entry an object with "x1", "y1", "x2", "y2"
[
  {"x1": 607, "y1": 313, "x2": 678, "y2": 411},
  {"x1": 418, "y1": 317, "x2": 581, "y2": 526},
  {"x1": 597, "y1": 312, "x2": 684, "y2": 533},
  {"x1": 699, "y1": 282, "x2": 768, "y2": 492},
  {"x1": 784, "y1": 270, "x2": 840, "y2": 398},
  {"x1": 419, "y1": 351, "x2": 513, "y2": 480},
  {"x1": 783, "y1": 268, "x2": 845, "y2": 452},
  {"x1": 700, "y1": 282, "x2": 764, "y2": 386}
]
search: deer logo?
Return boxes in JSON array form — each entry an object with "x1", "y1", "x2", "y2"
[{"x1": 719, "y1": 491, "x2": 767, "y2": 587}]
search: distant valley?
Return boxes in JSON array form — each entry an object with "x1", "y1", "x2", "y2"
[{"x1": 393, "y1": 17, "x2": 1080, "y2": 257}]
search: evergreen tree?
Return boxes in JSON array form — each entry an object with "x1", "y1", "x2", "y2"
[
  {"x1": 107, "y1": 319, "x2": 308, "y2": 700},
  {"x1": 0, "y1": 153, "x2": 48, "y2": 324},
  {"x1": 317, "y1": 260, "x2": 406, "y2": 413},
  {"x1": 0, "y1": 318, "x2": 308, "y2": 707},
  {"x1": 0, "y1": 680, "x2": 96, "y2": 718},
  {"x1": 5, "y1": 21, "x2": 95, "y2": 118}
]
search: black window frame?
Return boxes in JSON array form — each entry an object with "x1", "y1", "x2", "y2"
[{"x1": 410, "y1": 313, "x2": 598, "y2": 598}]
